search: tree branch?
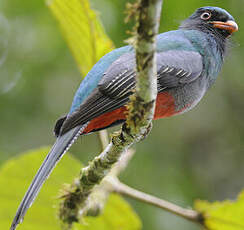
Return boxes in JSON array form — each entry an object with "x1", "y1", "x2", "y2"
[
  {"x1": 58, "y1": 0, "x2": 163, "y2": 228},
  {"x1": 97, "y1": 130, "x2": 109, "y2": 151},
  {"x1": 108, "y1": 177, "x2": 204, "y2": 225}
]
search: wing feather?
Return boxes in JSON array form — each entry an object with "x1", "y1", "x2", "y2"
[{"x1": 58, "y1": 50, "x2": 203, "y2": 135}]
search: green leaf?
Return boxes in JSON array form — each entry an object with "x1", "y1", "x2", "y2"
[
  {"x1": 47, "y1": 0, "x2": 114, "y2": 76},
  {"x1": 74, "y1": 194, "x2": 142, "y2": 230},
  {"x1": 0, "y1": 147, "x2": 141, "y2": 230},
  {"x1": 0, "y1": 147, "x2": 81, "y2": 230},
  {"x1": 195, "y1": 191, "x2": 244, "y2": 230}
]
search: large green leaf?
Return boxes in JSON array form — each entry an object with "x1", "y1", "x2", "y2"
[
  {"x1": 195, "y1": 191, "x2": 244, "y2": 230},
  {"x1": 0, "y1": 147, "x2": 81, "y2": 230},
  {"x1": 47, "y1": 0, "x2": 114, "y2": 76},
  {"x1": 74, "y1": 194, "x2": 142, "y2": 230},
  {"x1": 0, "y1": 147, "x2": 141, "y2": 230}
]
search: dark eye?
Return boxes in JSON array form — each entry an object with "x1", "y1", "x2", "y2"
[{"x1": 201, "y1": 12, "x2": 211, "y2": 20}]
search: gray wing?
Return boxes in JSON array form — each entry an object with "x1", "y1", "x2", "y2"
[
  {"x1": 99, "y1": 50, "x2": 203, "y2": 97},
  {"x1": 58, "y1": 50, "x2": 202, "y2": 136},
  {"x1": 156, "y1": 50, "x2": 203, "y2": 91}
]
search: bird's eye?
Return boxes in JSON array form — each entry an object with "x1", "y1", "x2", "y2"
[{"x1": 201, "y1": 12, "x2": 211, "y2": 20}]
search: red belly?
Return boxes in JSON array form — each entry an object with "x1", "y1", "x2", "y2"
[{"x1": 83, "y1": 92, "x2": 178, "y2": 134}]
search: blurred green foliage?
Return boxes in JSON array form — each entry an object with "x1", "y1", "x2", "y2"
[
  {"x1": 0, "y1": 0, "x2": 243, "y2": 230},
  {"x1": 74, "y1": 194, "x2": 141, "y2": 230},
  {"x1": 195, "y1": 191, "x2": 244, "y2": 230},
  {"x1": 48, "y1": 0, "x2": 114, "y2": 76},
  {"x1": 0, "y1": 147, "x2": 81, "y2": 230},
  {"x1": 0, "y1": 147, "x2": 141, "y2": 229}
]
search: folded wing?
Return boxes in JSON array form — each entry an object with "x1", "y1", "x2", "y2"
[{"x1": 58, "y1": 50, "x2": 203, "y2": 136}]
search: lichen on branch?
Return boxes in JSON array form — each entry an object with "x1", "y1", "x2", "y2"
[{"x1": 58, "y1": 0, "x2": 163, "y2": 228}]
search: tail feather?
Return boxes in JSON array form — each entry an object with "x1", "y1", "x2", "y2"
[{"x1": 10, "y1": 124, "x2": 88, "y2": 230}]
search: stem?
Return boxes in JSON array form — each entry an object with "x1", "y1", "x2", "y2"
[
  {"x1": 110, "y1": 178, "x2": 203, "y2": 224},
  {"x1": 97, "y1": 130, "x2": 109, "y2": 150}
]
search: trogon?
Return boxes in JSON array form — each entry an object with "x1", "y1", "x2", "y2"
[{"x1": 11, "y1": 6, "x2": 238, "y2": 230}]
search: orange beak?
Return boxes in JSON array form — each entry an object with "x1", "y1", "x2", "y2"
[{"x1": 210, "y1": 20, "x2": 238, "y2": 34}]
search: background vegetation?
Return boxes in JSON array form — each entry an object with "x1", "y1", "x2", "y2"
[{"x1": 0, "y1": 0, "x2": 243, "y2": 229}]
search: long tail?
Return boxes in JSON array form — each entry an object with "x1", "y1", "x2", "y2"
[{"x1": 10, "y1": 124, "x2": 88, "y2": 230}]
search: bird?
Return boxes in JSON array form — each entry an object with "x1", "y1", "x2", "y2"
[{"x1": 10, "y1": 6, "x2": 238, "y2": 230}]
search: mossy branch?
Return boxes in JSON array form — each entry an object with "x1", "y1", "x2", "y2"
[{"x1": 58, "y1": 0, "x2": 163, "y2": 228}]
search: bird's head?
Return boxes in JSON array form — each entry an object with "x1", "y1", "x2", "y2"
[{"x1": 181, "y1": 6, "x2": 238, "y2": 38}]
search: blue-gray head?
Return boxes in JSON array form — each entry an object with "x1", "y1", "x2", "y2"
[{"x1": 181, "y1": 6, "x2": 238, "y2": 38}]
